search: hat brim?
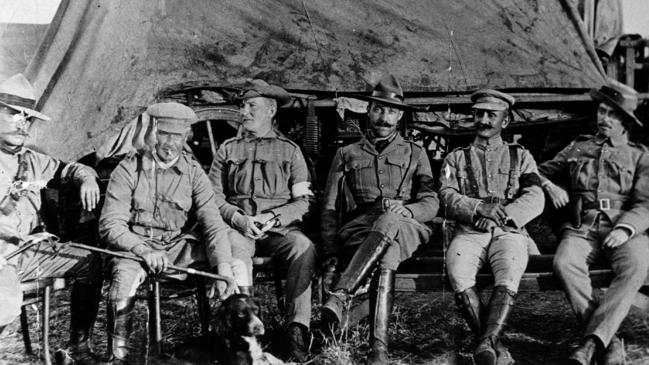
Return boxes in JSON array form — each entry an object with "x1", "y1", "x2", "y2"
[
  {"x1": 590, "y1": 89, "x2": 642, "y2": 128},
  {"x1": 471, "y1": 102, "x2": 508, "y2": 111},
  {"x1": 0, "y1": 100, "x2": 50, "y2": 121},
  {"x1": 353, "y1": 94, "x2": 421, "y2": 111}
]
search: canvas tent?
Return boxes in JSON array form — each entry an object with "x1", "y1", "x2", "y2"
[{"x1": 23, "y1": 0, "x2": 605, "y2": 161}]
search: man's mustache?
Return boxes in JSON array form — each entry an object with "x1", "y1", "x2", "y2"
[
  {"x1": 373, "y1": 121, "x2": 393, "y2": 127},
  {"x1": 2, "y1": 131, "x2": 29, "y2": 137},
  {"x1": 476, "y1": 123, "x2": 492, "y2": 130}
]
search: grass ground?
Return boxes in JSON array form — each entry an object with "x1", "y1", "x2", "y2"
[{"x1": 1, "y1": 283, "x2": 649, "y2": 365}]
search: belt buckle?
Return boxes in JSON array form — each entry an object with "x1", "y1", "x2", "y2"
[
  {"x1": 381, "y1": 197, "x2": 390, "y2": 212},
  {"x1": 599, "y1": 198, "x2": 611, "y2": 211}
]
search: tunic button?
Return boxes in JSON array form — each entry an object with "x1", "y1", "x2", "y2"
[
  {"x1": 380, "y1": 184, "x2": 385, "y2": 188},
  {"x1": 378, "y1": 156, "x2": 383, "y2": 159},
  {"x1": 378, "y1": 170, "x2": 384, "y2": 174}
]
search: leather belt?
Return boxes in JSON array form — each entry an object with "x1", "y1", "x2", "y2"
[
  {"x1": 582, "y1": 199, "x2": 627, "y2": 211},
  {"x1": 479, "y1": 196, "x2": 510, "y2": 205}
]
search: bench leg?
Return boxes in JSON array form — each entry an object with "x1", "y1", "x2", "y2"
[
  {"x1": 43, "y1": 285, "x2": 52, "y2": 365},
  {"x1": 147, "y1": 279, "x2": 163, "y2": 355},
  {"x1": 274, "y1": 271, "x2": 285, "y2": 313},
  {"x1": 20, "y1": 307, "x2": 32, "y2": 354}
]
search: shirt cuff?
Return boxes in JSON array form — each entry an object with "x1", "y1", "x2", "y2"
[{"x1": 614, "y1": 224, "x2": 636, "y2": 238}]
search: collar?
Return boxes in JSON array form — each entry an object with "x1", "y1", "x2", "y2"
[
  {"x1": 473, "y1": 135, "x2": 504, "y2": 149},
  {"x1": 360, "y1": 133, "x2": 405, "y2": 155},
  {"x1": 241, "y1": 128, "x2": 278, "y2": 140},
  {"x1": 141, "y1": 150, "x2": 186, "y2": 175},
  {"x1": 595, "y1": 132, "x2": 628, "y2": 147}
]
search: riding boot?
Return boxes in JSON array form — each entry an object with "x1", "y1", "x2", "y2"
[
  {"x1": 322, "y1": 232, "x2": 391, "y2": 326},
  {"x1": 367, "y1": 268, "x2": 394, "y2": 365},
  {"x1": 55, "y1": 281, "x2": 102, "y2": 365},
  {"x1": 474, "y1": 286, "x2": 516, "y2": 365},
  {"x1": 454, "y1": 286, "x2": 484, "y2": 338},
  {"x1": 238, "y1": 286, "x2": 254, "y2": 297},
  {"x1": 107, "y1": 297, "x2": 136, "y2": 364}
]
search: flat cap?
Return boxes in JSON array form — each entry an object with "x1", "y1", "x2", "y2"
[
  {"x1": 236, "y1": 79, "x2": 292, "y2": 106},
  {"x1": 471, "y1": 89, "x2": 515, "y2": 111},
  {"x1": 146, "y1": 102, "x2": 196, "y2": 133}
]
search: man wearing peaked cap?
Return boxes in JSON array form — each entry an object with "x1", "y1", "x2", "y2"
[
  {"x1": 321, "y1": 74, "x2": 438, "y2": 364},
  {"x1": 439, "y1": 89, "x2": 544, "y2": 365},
  {"x1": 0, "y1": 74, "x2": 103, "y2": 365},
  {"x1": 208, "y1": 80, "x2": 316, "y2": 362},
  {"x1": 100, "y1": 102, "x2": 242, "y2": 364},
  {"x1": 539, "y1": 80, "x2": 649, "y2": 365}
]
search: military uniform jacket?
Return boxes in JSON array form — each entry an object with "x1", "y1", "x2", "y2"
[
  {"x1": 0, "y1": 148, "x2": 97, "y2": 247},
  {"x1": 538, "y1": 133, "x2": 649, "y2": 236},
  {"x1": 439, "y1": 136, "x2": 544, "y2": 233},
  {"x1": 99, "y1": 150, "x2": 231, "y2": 266},
  {"x1": 208, "y1": 129, "x2": 312, "y2": 235},
  {"x1": 321, "y1": 134, "x2": 438, "y2": 253}
]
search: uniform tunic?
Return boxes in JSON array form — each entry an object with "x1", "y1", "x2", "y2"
[
  {"x1": 539, "y1": 133, "x2": 649, "y2": 346},
  {"x1": 321, "y1": 134, "x2": 438, "y2": 271},
  {"x1": 0, "y1": 148, "x2": 100, "y2": 326},
  {"x1": 208, "y1": 129, "x2": 316, "y2": 327},
  {"x1": 100, "y1": 150, "x2": 232, "y2": 300},
  {"x1": 439, "y1": 136, "x2": 544, "y2": 293}
]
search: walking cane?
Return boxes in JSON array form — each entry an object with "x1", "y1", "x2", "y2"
[
  {"x1": 65, "y1": 242, "x2": 237, "y2": 294},
  {"x1": 5, "y1": 232, "x2": 60, "y2": 260}
]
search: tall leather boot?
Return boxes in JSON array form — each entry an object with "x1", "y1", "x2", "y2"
[
  {"x1": 454, "y1": 287, "x2": 483, "y2": 337},
  {"x1": 54, "y1": 281, "x2": 102, "y2": 365},
  {"x1": 474, "y1": 286, "x2": 516, "y2": 365},
  {"x1": 367, "y1": 268, "x2": 394, "y2": 365},
  {"x1": 322, "y1": 232, "x2": 391, "y2": 327},
  {"x1": 107, "y1": 297, "x2": 136, "y2": 365}
]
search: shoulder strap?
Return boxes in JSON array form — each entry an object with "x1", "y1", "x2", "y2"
[
  {"x1": 462, "y1": 147, "x2": 479, "y2": 197},
  {"x1": 505, "y1": 145, "x2": 519, "y2": 199}
]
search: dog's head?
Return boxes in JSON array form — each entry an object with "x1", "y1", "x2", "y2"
[{"x1": 215, "y1": 294, "x2": 264, "y2": 338}]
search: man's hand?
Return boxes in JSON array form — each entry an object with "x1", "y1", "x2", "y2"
[
  {"x1": 603, "y1": 228, "x2": 631, "y2": 249},
  {"x1": 250, "y1": 213, "x2": 276, "y2": 232},
  {"x1": 0, "y1": 255, "x2": 6, "y2": 271},
  {"x1": 214, "y1": 262, "x2": 237, "y2": 300},
  {"x1": 544, "y1": 182, "x2": 569, "y2": 209},
  {"x1": 232, "y1": 213, "x2": 264, "y2": 239},
  {"x1": 138, "y1": 249, "x2": 169, "y2": 274},
  {"x1": 79, "y1": 178, "x2": 100, "y2": 211},
  {"x1": 475, "y1": 217, "x2": 498, "y2": 232},
  {"x1": 476, "y1": 203, "x2": 509, "y2": 225},
  {"x1": 386, "y1": 203, "x2": 413, "y2": 218}
]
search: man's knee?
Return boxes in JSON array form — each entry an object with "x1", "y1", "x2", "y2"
[
  {"x1": 108, "y1": 258, "x2": 146, "y2": 301},
  {"x1": 285, "y1": 232, "x2": 316, "y2": 259}
]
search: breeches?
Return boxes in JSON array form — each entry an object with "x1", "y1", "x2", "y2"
[
  {"x1": 107, "y1": 237, "x2": 208, "y2": 301},
  {"x1": 340, "y1": 211, "x2": 432, "y2": 271},
  {"x1": 446, "y1": 228, "x2": 530, "y2": 293}
]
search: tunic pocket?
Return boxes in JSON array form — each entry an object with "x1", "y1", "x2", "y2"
[
  {"x1": 345, "y1": 159, "x2": 374, "y2": 195},
  {"x1": 226, "y1": 158, "x2": 250, "y2": 194}
]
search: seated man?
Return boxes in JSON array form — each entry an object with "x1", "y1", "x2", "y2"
[
  {"x1": 538, "y1": 81, "x2": 649, "y2": 365},
  {"x1": 208, "y1": 80, "x2": 316, "y2": 362},
  {"x1": 0, "y1": 74, "x2": 102, "y2": 365},
  {"x1": 99, "y1": 102, "x2": 241, "y2": 364},
  {"x1": 439, "y1": 89, "x2": 544, "y2": 365},
  {"x1": 320, "y1": 75, "x2": 438, "y2": 365}
]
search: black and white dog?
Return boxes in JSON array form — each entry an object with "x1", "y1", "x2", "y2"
[{"x1": 172, "y1": 294, "x2": 289, "y2": 365}]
